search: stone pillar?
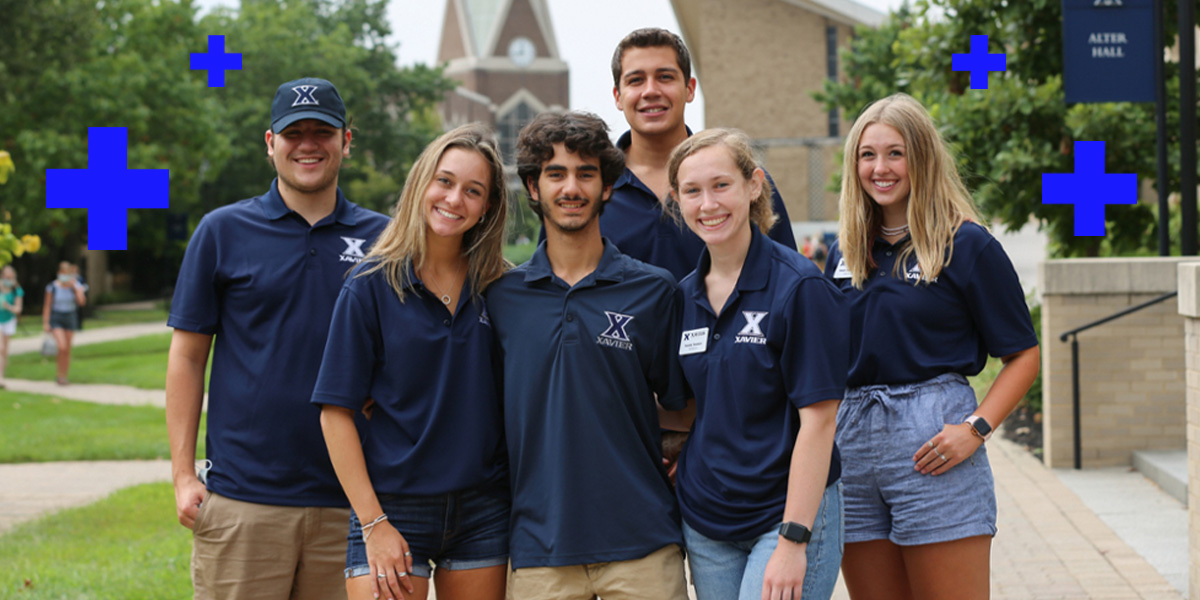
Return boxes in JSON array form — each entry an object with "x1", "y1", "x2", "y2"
[{"x1": 1178, "y1": 262, "x2": 1200, "y2": 599}]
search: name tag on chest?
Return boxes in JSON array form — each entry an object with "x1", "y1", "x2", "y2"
[{"x1": 680, "y1": 328, "x2": 709, "y2": 355}]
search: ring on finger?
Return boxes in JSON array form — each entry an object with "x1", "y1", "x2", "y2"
[
  {"x1": 377, "y1": 572, "x2": 387, "y2": 579},
  {"x1": 404, "y1": 551, "x2": 412, "y2": 557},
  {"x1": 927, "y1": 441, "x2": 934, "y2": 448},
  {"x1": 938, "y1": 452, "x2": 949, "y2": 461},
  {"x1": 398, "y1": 571, "x2": 408, "y2": 577}
]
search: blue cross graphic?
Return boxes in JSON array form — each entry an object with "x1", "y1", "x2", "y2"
[
  {"x1": 45, "y1": 128, "x2": 170, "y2": 250},
  {"x1": 1042, "y1": 141, "x2": 1137, "y2": 237},
  {"x1": 951, "y1": 35, "x2": 1006, "y2": 90},
  {"x1": 190, "y1": 34, "x2": 242, "y2": 87}
]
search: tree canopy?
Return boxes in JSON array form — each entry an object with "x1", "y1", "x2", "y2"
[
  {"x1": 817, "y1": 0, "x2": 1195, "y2": 257},
  {"x1": 0, "y1": 0, "x2": 452, "y2": 265}
]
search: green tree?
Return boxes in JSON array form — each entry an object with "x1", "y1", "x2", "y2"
[
  {"x1": 0, "y1": 0, "x2": 229, "y2": 252},
  {"x1": 196, "y1": 0, "x2": 455, "y2": 215},
  {"x1": 817, "y1": 0, "x2": 1195, "y2": 257},
  {"x1": 1, "y1": 0, "x2": 454, "y2": 295}
]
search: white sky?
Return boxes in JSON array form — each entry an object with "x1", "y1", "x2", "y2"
[{"x1": 196, "y1": 0, "x2": 904, "y2": 134}]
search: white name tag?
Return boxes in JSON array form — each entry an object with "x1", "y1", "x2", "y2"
[
  {"x1": 680, "y1": 328, "x2": 709, "y2": 355},
  {"x1": 832, "y1": 257, "x2": 851, "y2": 279}
]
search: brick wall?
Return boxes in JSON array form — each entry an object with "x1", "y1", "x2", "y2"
[{"x1": 1041, "y1": 258, "x2": 1190, "y2": 468}]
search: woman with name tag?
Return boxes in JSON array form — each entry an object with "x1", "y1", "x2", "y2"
[
  {"x1": 312, "y1": 124, "x2": 510, "y2": 600},
  {"x1": 667, "y1": 128, "x2": 848, "y2": 600},
  {"x1": 824, "y1": 93, "x2": 1040, "y2": 600}
]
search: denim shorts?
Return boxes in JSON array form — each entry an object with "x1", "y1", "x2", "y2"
[
  {"x1": 837, "y1": 373, "x2": 997, "y2": 546},
  {"x1": 684, "y1": 482, "x2": 843, "y2": 600},
  {"x1": 49, "y1": 310, "x2": 79, "y2": 331},
  {"x1": 345, "y1": 484, "x2": 510, "y2": 579}
]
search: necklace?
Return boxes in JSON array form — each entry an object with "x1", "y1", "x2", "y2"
[
  {"x1": 881, "y1": 223, "x2": 910, "y2": 236},
  {"x1": 423, "y1": 260, "x2": 464, "y2": 305}
]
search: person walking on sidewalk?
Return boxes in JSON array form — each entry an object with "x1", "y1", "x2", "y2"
[
  {"x1": 43, "y1": 261, "x2": 85, "y2": 386},
  {"x1": 166, "y1": 77, "x2": 389, "y2": 600},
  {"x1": 0, "y1": 265, "x2": 23, "y2": 388},
  {"x1": 825, "y1": 93, "x2": 1040, "y2": 600}
]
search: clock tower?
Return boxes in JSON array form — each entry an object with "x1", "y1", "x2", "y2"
[{"x1": 436, "y1": 0, "x2": 569, "y2": 161}]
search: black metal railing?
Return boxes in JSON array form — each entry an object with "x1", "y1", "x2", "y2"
[{"x1": 1058, "y1": 291, "x2": 1178, "y2": 469}]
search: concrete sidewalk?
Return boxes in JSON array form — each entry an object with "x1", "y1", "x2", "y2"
[
  {"x1": 3, "y1": 320, "x2": 186, "y2": 408},
  {"x1": 0, "y1": 460, "x2": 171, "y2": 535},
  {"x1": 2, "y1": 378, "x2": 169, "y2": 407},
  {"x1": 8, "y1": 321, "x2": 170, "y2": 356}
]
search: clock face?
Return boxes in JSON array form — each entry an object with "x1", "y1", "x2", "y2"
[{"x1": 508, "y1": 36, "x2": 536, "y2": 68}]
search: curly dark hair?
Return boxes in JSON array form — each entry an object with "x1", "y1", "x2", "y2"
[
  {"x1": 516, "y1": 111, "x2": 625, "y2": 218},
  {"x1": 611, "y1": 28, "x2": 691, "y2": 88}
]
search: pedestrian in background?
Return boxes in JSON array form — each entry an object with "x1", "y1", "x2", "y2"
[
  {"x1": 0, "y1": 265, "x2": 24, "y2": 388},
  {"x1": 43, "y1": 261, "x2": 86, "y2": 386}
]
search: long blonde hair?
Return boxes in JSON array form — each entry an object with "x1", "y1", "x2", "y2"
[
  {"x1": 837, "y1": 93, "x2": 984, "y2": 288},
  {"x1": 358, "y1": 124, "x2": 509, "y2": 301},
  {"x1": 667, "y1": 128, "x2": 778, "y2": 235}
]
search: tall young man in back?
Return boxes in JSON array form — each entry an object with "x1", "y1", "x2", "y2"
[
  {"x1": 166, "y1": 77, "x2": 389, "y2": 600},
  {"x1": 606, "y1": 27, "x2": 797, "y2": 281},
  {"x1": 487, "y1": 111, "x2": 690, "y2": 600}
]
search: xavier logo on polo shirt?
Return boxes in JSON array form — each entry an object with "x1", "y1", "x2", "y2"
[
  {"x1": 735, "y1": 311, "x2": 769, "y2": 345},
  {"x1": 597, "y1": 311, "x2": 634, "y2": 351},
  {"x1": 904, "y1": 262, "x2": 937, "y2": 283},
  {"x1": 340, "y1": 237, "x2": 367, "y2": 263}
]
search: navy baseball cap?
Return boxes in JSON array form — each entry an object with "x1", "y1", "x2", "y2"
[{"x1": 271, "y1": 77, "x2": 346, "y2": 132}]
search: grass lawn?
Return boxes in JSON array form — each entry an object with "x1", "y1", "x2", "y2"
[
  {"x1": 6, "y1": 333, "x2": 188, "y2": 390},
  {"x1": 11, "y1": 306, "x2": 168, "y2": 339},
  {"x1": 0, "y1": 391, "x2": 204, "y2": 463},
  {"x1": 0, "y1": 482, "x2": 193, "y2": 599}
]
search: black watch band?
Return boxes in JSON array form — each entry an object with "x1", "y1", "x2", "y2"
[{"x1": 779, "y1": 521, "x2": 812, "y2": 544}]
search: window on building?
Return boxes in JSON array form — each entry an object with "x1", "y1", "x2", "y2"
[{"x1": 498, "y1": 102, "x2": 537, "y2": 162}]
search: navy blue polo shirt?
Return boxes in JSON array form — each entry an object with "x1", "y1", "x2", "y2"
[
  {"x1": 169, "y1": 179, "x2": 389, "y2": 507},
  {"x1": 599, "y1": 130, "x2": 798, "y2": 281},
  {"x1": 485, "y1": 239, "x2": 687, "y2": 569},
  {"x1": 310, "y1": 266, "x2": 506, "y2": 495},
  {"x1": 676, "y1": 228, "x2": 848, "y2": 542},
  {"x1": 824, "y1": 222, "x2": 1038, "y2": 388}
]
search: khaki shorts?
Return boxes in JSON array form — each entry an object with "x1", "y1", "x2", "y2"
[
  {"x1": 506, "y1": 544, "x2": 688, "y2": 600},
  {"x1": 191, "y1": 490, "x2": 351, "y2": 600}
]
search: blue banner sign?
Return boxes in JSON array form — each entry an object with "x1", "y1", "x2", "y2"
[{"x1": 1062, "y1": 0, "x2": 1157, "y2": 103}]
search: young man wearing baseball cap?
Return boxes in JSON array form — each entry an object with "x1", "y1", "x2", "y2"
[{"x1": 166, "y1": 77, "x2": 390, "y2": 599}]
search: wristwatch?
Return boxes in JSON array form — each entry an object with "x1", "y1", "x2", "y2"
[
  {"x1": 779, "y1": 521, "x2": 812, "y2": 544},
  {"x1": 965, "y1": 415, "x2": 993, "y2": 441}
]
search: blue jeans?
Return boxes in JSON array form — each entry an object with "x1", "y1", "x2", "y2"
[{"x1": 684, "y1": 482, "x2": 843, "y2": 600}]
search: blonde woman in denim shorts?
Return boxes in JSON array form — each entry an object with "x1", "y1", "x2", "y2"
[{"x1": 824, "y1": 93, "x2": 1040, "y2": 600}]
